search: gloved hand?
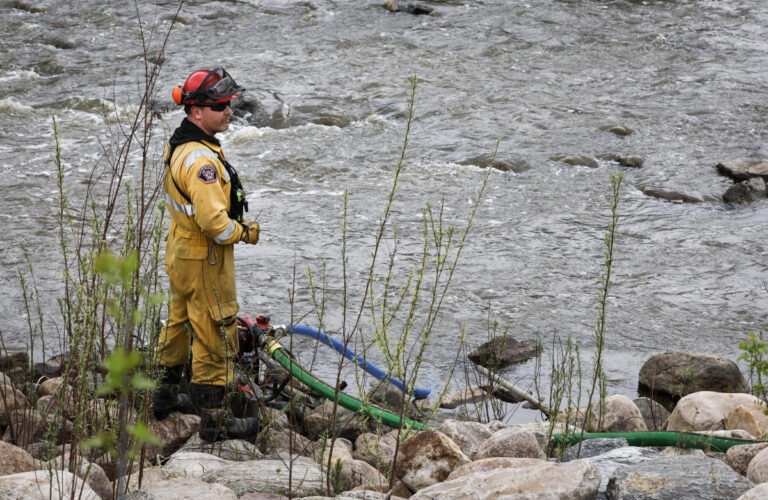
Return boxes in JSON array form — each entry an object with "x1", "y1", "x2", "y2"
[{"x1": 239, "y1": 221, "x2": 260, "y2": 244}]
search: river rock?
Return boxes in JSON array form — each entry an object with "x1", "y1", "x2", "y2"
[
  {"x1": 143, "y1": 477, "x2": 238, "y2": 499},
  {"x1": 0, "y1": 469, "x2": 100, "y2": 499},
  {"x1": 633, "y1": 397, "x2": 669, "y2": 431},
  {"x1": 587, "y1": 394, "x2": 647, "y2": 433},
  {"x1": 337, "y1": 458, "x2": 388, "y2": 492},
  {"x1": 0, "y1": 350, "x2": 27, "y2": 371},
  {"x1": 145, "y1": 413, "x2": 200, "y2": 459},
  {"x1": 614, "y1": 155, "x2": 644, "y2": 168},
  {"x1": 716, "y1": 158, "x2": 768, "y2": 181},
  {"x1": 320, "y1": 436, "x2": 354, "y2": 466},
  {"x1": 177, "y1": 433, "x2": 262, "y2": 461},
  {"x1": 723, "y1": 177, "x2": 768, "y2": 203},
  {"x1": 383, "y1": 0, "x2": 434, "y2": 15},
  {"x1": 368, "y1": 382, "x2": 409, "y2": 413},
  {"x1": 727, "y1": 443, "x2": 768, "y2": 476},
  {"x1": 124, "y1": 466, "x2": 174, "y2": 493},
  {"x1": 305, "y1": 400, "x2": 369, "y2": 441},
  {"x1": 601, "y1": 125, "x2": 633, "y2": 136},
  {"x1": 587, "y1": 446, "x2": 664, "y2": 499},
  {"x1": 667, "y1": 392, "x2": 759, "y2": 432},
  {"x1": 559, "y1": 154, "x2": 600, "y2": 168},
  {"x1": 474, "y1": 426, "x2": 546, "y2": 460},
  {"x1": 607, "y1": 456, "x2": 754, "y2": 499},
  {"x1": 50, "y1": 452, "x2": 112, "y2": 500},
  {"x1": 446, "y1": 457, "x2": 547, "y2": 480},
  {"x1": 459, "y1": 155, "x2": 532, "y2": 173},
  {"x1": 561, "y1": 438, "x2": 630, "y2": 462},
  {"x1": 468, "y1": 336, "x2": 539, "y2": 370},
  {"x1": 747, "y1": 446, "x2": 768, "y2": 484},
  {"x1": 738, "y1": 482, "x2": 768, "y2": 499},
  {"x1": 640, "y1": 186, "x2": 705, "y2": 203},
  {"x1": 163, "y1": 451, "x2": 231, "y2": 478},
  {"x1": 439, "y1": 419, "x2": 495, "y2": 459},
  {"x1": 353, "y1": 431, "x2": 399, "y2": 470},
  {"x1": 393, "y1": 428, "x2": 470, "y2": 491},
  {"x1": 439, "y1": 387, "x2": 490, "y2": 409},
  {"x1": 0, "y1": 440, "x2": 36, "y2": 475},
  {"x1": 267, "y1": 427, "x2": 316, "y2": 458},
  {"x1": 638, "y1": 352, "x2": 748, "y2": 408},
  {"x1": 725, "y1": 404, "x2": 768, "y2": 438},
  {"x1": 200, "y1": 457, "x2": 324, "y2": 497},
  {"x1": 411, "y1": 459, "x2": 600, "y2": 500},
  {"x1": 0, "y1": 384, "x2": 28, "y2": 426}
]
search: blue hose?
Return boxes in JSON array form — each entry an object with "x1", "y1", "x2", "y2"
[{"x1": 282, "y1": 324, "x2": 431, "y2": 400}]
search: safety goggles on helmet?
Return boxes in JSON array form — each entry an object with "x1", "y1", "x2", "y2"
[{"x1": 187, "y1": 68, "x2": 244, "y2": 105}]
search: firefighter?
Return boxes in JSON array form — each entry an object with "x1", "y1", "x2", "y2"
[{"x1": 151, "y1": 67, "x2": 260, "y2": 442}]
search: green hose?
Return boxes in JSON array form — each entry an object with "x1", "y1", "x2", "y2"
[
  {"x1": 265, "y1": 338, "x2": 431, "y2": 431},
  {"x1": 551, "y1": 431, "x2": 765, "y2": 453},
  {"x1": 263, "y1": 338, "x2": 765, "y2": 452}
]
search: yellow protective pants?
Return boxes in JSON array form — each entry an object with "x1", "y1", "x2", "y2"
[{"x1": 156, "y1": 228, "x2": 240, "y2": 386}]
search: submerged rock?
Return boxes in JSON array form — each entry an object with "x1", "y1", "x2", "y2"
[
  {"x1": 558, "y1": 154, "x2": 599, "y2": 168},
  {"x1": 468, "y1": 336, "x2": 539, "y2": 370},
  {"x1": 600, "y1": 125, "x2": 633, "y2": 136},
  {"x1": 723, "y1": 177, "x2": 767, "y2": 203},
  {"x1": 640, "y1": 186, "x2": 705, "y2": 203},
  {"x1": 383, "y1": 0, "x2": 434, "y2": 15},
  {"x1": 607, "y1": 456, "x2": 754, "y2": 499}
]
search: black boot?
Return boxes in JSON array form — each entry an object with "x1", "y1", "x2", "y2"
[
  {"x1": 190, "y1": 383, "x2": 259, "y2": 442},
  {"x1": 151, "y1": 365, "x2": 193, "y2": 420}
]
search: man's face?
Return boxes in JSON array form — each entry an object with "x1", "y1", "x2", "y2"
[{"x1": 190, "y1": 103, "x2": 231, "y2": 136}]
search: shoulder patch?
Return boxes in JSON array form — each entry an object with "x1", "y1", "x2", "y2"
[{"x1": 197, "y1": 165, "x2": 218, "y2": 184}]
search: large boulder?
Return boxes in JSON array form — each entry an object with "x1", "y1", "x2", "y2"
[
  {"x1": 666, "y1": 392, "x2": 759, "y2": 432},
  {"x1": 0, "y1": 469, "x2": 100, "y2": 499},
  {"x1": 176, "y1": 433, "x2": 263, "y2": 461},
  {"x1": 393, "y1": 428, "x2": 470, "y2": 491},
  {"x1": 0, "y1": 441, "x2": 36, "y2": 475},
  {"x1": 336, "y1": 458, "x2": 388, "y2": 492},
  {"x1": 0, "y1": 350, "x2": 27, "y2": 371},
  {"x1": 586, "y1": 446, "x2": 664, "y2": 499},
  {"x1": 607, "y1": 456, "x2": 754, "y2": 499},
  {"x1": 587, "y1": 395, "x2": 647, "y2": 433},
  {"x1": 3, "y1": 408, "x2": 74, "y2": 447},
  {"x1": 468, "y1": 336, "x2": 539, "y2": 370},
  {"x1": 716, "y1": 158, "x2": 768, "y2": 181},
  {"x1": 723, "y1": 178, "x2": 768, "y2": 203},
  {"x1": 747, "y1": 446, "x2": 768, "y2": 484},
  {"x1": 49, "y1": 453, "x2": 112, "y2": 500},
  {"x1": 163, "y1": 451, "x2": 231, "y2": 478},
  {"x1": 727, "y1": 443, "x2": 768, "y2": 476},
  {"x1": 474, "y1": 426, "x2": 546, "y2": 460},
  {"x1": 446, "y1": 457, "x2": 547, "y2": 480},
  {"x1": 410, "y1": 459, "x2": 600, "y2": 499},
  {"x1": 561, "y1": 438, "x2": 630, "y2": 462},
  {"x1": 638, "y1": 352, "x2": 748, "y2": 409},
  {"x1": 142, "y1": 477, "x2": 238, "y2": 500},
  {"x1": 320, "y1": 437, "x2": 353, "y2": 466},
  {"x1": 438, "y1": 419, "x2": 495, "y2": 459},
  {"x1": 200, "y1": 457, "x2": 324, "y2": 498},
  {"x1": 739, "y1": 482, "x2": 768, "y2": 499},
  {"x1": 725, "y1": 404, "x2": 768, "y2": 438}
]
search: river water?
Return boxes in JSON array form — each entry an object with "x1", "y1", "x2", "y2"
[{"x1": 1, "y1": 0, "x2": 768, "y2": 420}]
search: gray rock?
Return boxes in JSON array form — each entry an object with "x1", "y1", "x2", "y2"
[
  {"x1": 601, "y1": 125, "x2": 633, "y2": 136},
  {"x1": 726, "y1": 442, "x2": 768, "y2": 476},
  {"x1": 738, "y1": 482, "x2": 768, "y2": 500},
  {"x1": 723, "y1": 177, "x2": 767, "y2": 203},
  {"x1": 640, "y1": 186, "x2": 705, "y2": 203},
  {"x1": 200, "y1": 457, "x2": 324, "y2": 497},
  {"x1": 411, "y1": 459, "x2": 601, "y2": 499},
  {"x1": 587, "y1": 395, "x2": 647, "y2": 433},
  {"x1": 561, "y1": 438, "x2": 630, "y2": 462},
  {"x1": 606, "y1": 456, "x2": 754, "y2": 499},
  {"x1": 638, "y1": 352, "x2": 748, "y2": 409},
  {"x1": 177, "y1": 433, "x2": 262, "y2": 461},
  {"x1": 716, "y1": 158, "x2": 768, "y2": 181},
  {"x1": 558, "y1": 154, "x2": 599, "y2": 168},
  {"x1": 474, "y1": 426, "x2": 546, "y2": 460},
  {"x1": 614, "y1": 155, "x2": 643, "y2": 168},
  {"x1": 588, "y1": 446, "x2": 664, "y2": 499},
  {"x1": 0, "y1": 470, "x2": 100, "y2": 499},
  {"x1": 439, "y1": 419, "x2": 495, "y2": 459},
  {"x1": 163, "y1": 451, "x2": 231, "y2": 478},
  {"x1": 49, "y1": 452, "x2": 113, "y2": 500},
  {"x1": 143, "y1": 477, "x2": 238, "y2": 500},
  {"x1": 468, "y1": 336, "x2": 539, "y2": 370},
  {"x1": 633, "y1": 397, "x2": 669, "y2": 431}
]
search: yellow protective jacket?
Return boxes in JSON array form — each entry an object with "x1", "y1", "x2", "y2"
[{"x1": 163, "y1": 139, "x2": 257, "y2": 248}]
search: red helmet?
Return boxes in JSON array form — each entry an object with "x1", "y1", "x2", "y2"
[{"x1": 172, "y1": 67, "x2": 245, "y2": 106}]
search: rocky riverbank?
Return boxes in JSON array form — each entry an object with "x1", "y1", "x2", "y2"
[{"x1": 2, "y1": 348, "x2": 768, "y2": 499}]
